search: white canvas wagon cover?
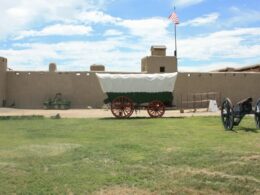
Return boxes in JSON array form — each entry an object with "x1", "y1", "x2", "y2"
[{"x1": 96, "y1": 73, "x2": 178, "y2": 93}]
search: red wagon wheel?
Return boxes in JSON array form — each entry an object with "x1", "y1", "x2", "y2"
[
  {"x1": 147, "y1": 100, "x2": 165, "y2": 118},
  {"x1": 111, "y1": 96, "x2": 134, "y2": 119}
]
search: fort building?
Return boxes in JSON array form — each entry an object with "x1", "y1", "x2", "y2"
[
  {"x1": 214, "y1": 64, "x2": 260, "y2": 72},
  {"x1": 0, "y1": 46, "x2": 260, "y2": 109},
  {"x1": 141, "y1": 46, "x2": 177, "y2": 73}
]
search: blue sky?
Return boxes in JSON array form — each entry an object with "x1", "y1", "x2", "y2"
[{"x1": 0, "y1": 0, "x2": 259, "y2": 72}]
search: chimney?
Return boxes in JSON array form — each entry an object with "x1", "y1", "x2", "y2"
[
  {"x1": 49, "y1": 63, "x2": 57, "y2": 72},
  {"x1": 0, "y1": 57, "x2": 7, "y2": 72},
  {"x1": 151, "y1": 45, "x2": 166, "y2": 56},
  {"x1": 90, "y1": 64, "x2": 105, "y2": 72}
]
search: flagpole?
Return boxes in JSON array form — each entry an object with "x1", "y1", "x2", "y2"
[
  {"x1": 174, "y1": 6, "x2": 177, "y2": 58},
  {"x1": 174, "y1": 22, "x2": 177, "y2": 57}
]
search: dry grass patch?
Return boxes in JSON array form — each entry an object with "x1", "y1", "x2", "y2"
[
  {"x1": 94, "y1": 186, "x2": 155, "y2": 195},
  {"x1": 240, "y1": 154, "x2": 260, "y2": 162},
  {"x1": 0, "y1": 161, "x2": 16, "y2": 168},
  {"x1": 19, "y1": 143, "x2": 81, "y2": 157},
  {"x1": 170, "y1": 187, "x2": 225, "y2": 195},
  {"x1": 169, "y1": 166, "x2": 260, "y2": 184},
  {"x1": 0, "y1": 143, "x2": 81, "y2": 159},
  {"x1": 164, "y1": 146, "x2": 179, "y2": 153}
]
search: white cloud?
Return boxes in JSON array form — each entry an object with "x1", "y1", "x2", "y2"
[
  {"x1": 0, "y1": 0, "x2": 110, "y2": 39},
  {"x1": 119, "y1": 18, "x2": 170, "y2": 41},
  {"x1": 180, "y1": 13, "x2": 219, "y2": 26},
  {"x1": 76, "y1": 11, "x2": 121, "y2": 24},
  {"x1": 6, "y1": 7, "x2": 31, "y2": 19},
  {"x1": 0, "y1": 39, "x2": 145, "y2": 71},
  {"x1": 104, "y1": 29, "x2": 123, "y2": 36},
  {"x1": 2, "y1": 26, "x2": 260, "y2": 72},
  {"x1": 226, "y1": 6, "x2": 260, "y2": 26},
  {"x1": 174, "y1": 0, "x2": 204, "y2": 7},
  {"x1": 76, "y1": 12, "x2": 171, "y2": 41},
  {"x1": 224, "y1": 7, "x2": 260, "y2": 27},
  {"x1": 15, "y1": 24, "x2": 93, "y2": 40},
  {"x1": 178, "y1": 28, "x2": 260, "y2": 60}
]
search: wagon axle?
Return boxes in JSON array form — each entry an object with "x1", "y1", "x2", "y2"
[{"x1": 221, "y1": 97, "x2": 260, "y2": 130}]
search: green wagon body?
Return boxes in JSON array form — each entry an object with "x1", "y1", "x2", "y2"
[{"x1": 104, "y1": 92, "x2": 173, "y2": 106}]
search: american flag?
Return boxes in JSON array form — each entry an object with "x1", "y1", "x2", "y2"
[{"x1": 168, "y1": 12, "x2": 179, "y2": 24}]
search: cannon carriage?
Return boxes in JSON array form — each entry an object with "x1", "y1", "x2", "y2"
[
  {"x1": 221, "y1": 97, "x2": 260, "y2": 130},
  {"x1": 96, "y1": 73, "x2": 178, "y2": 118}
]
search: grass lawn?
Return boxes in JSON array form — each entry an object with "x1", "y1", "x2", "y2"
[{"x1": 0, "y1": 116, "x2": 259, "y2": 194}]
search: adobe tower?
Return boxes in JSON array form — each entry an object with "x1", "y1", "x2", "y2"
[{"x1": 141, "y1": 46, "x2": 178, "y2": 73}]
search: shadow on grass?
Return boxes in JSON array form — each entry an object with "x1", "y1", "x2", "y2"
[
  {"x1": 228, "y1": 126, "x2": 259, "y2": 133},
  {"x1": 236, "y1": 126, "x2": 259, "y2": 133},
  {"x1": 99, "y1": 116, "x2": 185, "y2": 120},
  {"x1": 0, "y1": 115, "x2": 44, "y2": 120}
]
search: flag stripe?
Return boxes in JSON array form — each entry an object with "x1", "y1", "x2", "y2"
[{"x1": 168, "y1": 12, "x2": 179, "y2": 24}]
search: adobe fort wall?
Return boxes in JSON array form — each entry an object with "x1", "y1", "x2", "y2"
[
  {"x1": 0, "y1": 57, "x2": 7, "y2": 107},
  {"x1": 5, "y1": 71, "x2": 106, "y2": 109},
  {"x1": 174, "y1": 72, "x2": 260, "y2": 107},
  {"x1": 3, "y1": 70, "x2": 260, "y2": 109}
]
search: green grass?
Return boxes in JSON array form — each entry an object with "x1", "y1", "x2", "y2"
[{"x1": 0, "y1": 116, "x2": 259, "y2": 194}]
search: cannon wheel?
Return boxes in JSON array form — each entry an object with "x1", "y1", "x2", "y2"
[
  {"x1": 221, "y1": 98, "x2": 234, "y2": 130},
  {"x1": 147, "y1": 100, "x2": 165, "y2": 118},
  {"x1": 111, "y1": 96, "x2": 134, "y2": 119},
  {"x1": 255, "y1": 98, "x2": 260, "y2": 129}
]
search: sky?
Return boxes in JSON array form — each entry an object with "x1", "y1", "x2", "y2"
[{"x1": 0, "y1": 0, "x2": 259, "y2": 72}]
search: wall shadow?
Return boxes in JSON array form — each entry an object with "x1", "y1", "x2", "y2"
[{"x1": 98, "y1": 116, "x2": 185, "y2": 120}]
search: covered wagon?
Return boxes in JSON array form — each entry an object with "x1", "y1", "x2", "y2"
[{"x1": 96, "y1": 73, "x2": 178, "y2": 118}]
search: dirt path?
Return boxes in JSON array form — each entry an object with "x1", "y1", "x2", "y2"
[{"x1": 0, "y1": 108, "x2": 220, "y2": 118}]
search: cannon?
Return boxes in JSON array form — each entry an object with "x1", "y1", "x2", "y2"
[{"x1": 221, "y1": 97, "x2": 260, "y2": 130}]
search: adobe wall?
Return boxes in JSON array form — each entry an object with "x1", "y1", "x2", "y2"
[
  {"x1": 2, "y1": 54, "x2": 260, "y2": 110},
  {"x1": 6, "y1": 71, "x2": 106, "y2": 109},
  {"x1": 0, "y1": 57, "x2": 7, "y2": 107},
  {"x1": 5, "y1": 71, "x2": 260, "y2": 109},
  {"x1": 174, "y1": 72, "x2": 260, "y2": 108}
]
